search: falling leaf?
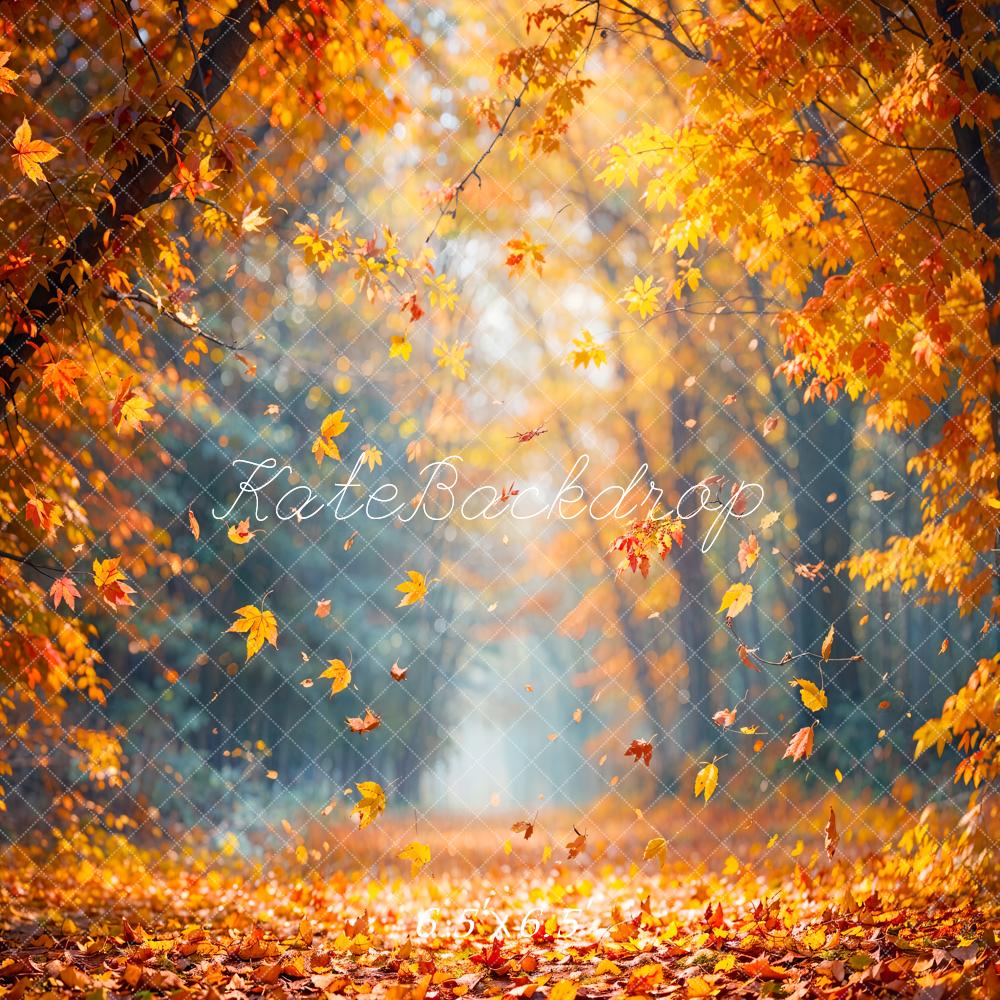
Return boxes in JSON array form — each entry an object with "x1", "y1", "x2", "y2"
[
  {"x1": 315, "y1": 599, "x2": 331, "y2": 618},
  {"x1": 870, "y1": 489, "x2": 893, "y2": 502},
  {"x1": 228, "y1": 519, "x2": 256, "y2": 544},
  {"x1": 713, "y1": 708, "x2": 737, "y2": 728},
  {"x1": 390, "y1": 661, "x2": 408, "y2": 681},
  {"x1": 398, "y1": 841, "x2": 431, "y2": 876},
  {"x1": 351, "y1": 781, "x2": 386, "y2": 829},
  {"x1": 511, "y1": 820, "x2": 534, "y2": 840},
  {"x1": 509, "y1": 425, "x2": 547, "y2": 443},
  {"x1": 565, "y1": 827, "x2": 587, "y2": 859},
  {"x1": 624, "y1": 738, "x2": 653, "y2": 766},
  {"x1": 312, "y1": 410, "x2": 350, "y2": 465},
  {"x1": 694, "y1": 762, "x2": 719, "y2": 802},
  {"x1": 227, "y1": 605, "x2": 278, "y2": 661},
  {"x1": 346, "y1": 708, "x2": 381, "y2": 733},
  {"x1": 783, "y1": 726, "x2": 815, "y2": 762},
  {"x1": 643, "y1": 836, "x2": 667, "y2": 868},
  {"x1": 762, "y1": 414, "x2": 780, "y2": 435},
  {"x1": 320, "y1": 658, "x2": 351, "y2": 695},
  {"x1": 824, "y1": 806, "x2": 838, "y2": 859},
  {"x1": 396, "y1": 570, "x2": 428, "y2": 607},
  {"x1": 188, "y1": 508, "x2": 200, "y2": 540}
]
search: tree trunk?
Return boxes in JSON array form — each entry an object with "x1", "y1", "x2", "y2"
[
  {"x1": 788, "y1": 396, "x2": 861, "y2": 701},
  {"x1": 667, "y1": 386, "x2": 715, "y2": 750},
  {"x1": 937, "y1": 0, "x2": 1000, "y2": 594}
]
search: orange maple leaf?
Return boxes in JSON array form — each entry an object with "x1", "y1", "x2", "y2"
[
  {"x1": 49, "y1": 576, "x2": 80, "y2": 611},
  {"x1": 783, "y1": 726, "x2": 815, "y2": 762}
]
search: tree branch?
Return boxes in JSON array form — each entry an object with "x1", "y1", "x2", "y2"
[{"x1": 0, "y1": 0, "x2": 284, "y2": 408}]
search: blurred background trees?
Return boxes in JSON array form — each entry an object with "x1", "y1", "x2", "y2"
[{"x1": 1, "y1": 0, "x2": 996, "y2": 846}]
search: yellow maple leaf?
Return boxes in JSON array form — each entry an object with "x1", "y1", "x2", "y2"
[
  {"x1": 398, "y1": 840, "x2": 431, "y2": 876},
  {"x1": 694, "y1": 761, "x2": 719, "y2": 802},
  {"x1": 389, "y1": 335, "x2": 412, "y2": 361},
  {"x1": 312, "y1": 435, "x2": 341, "y2": 465},
  {"x1": 622, "y1": 275, "x2": 661, "y2": 319},
  {"x1": 352, "y1": 780, "x2": 386, "y2": 829},
  {"x1": 321, "y1": 409, "x2": 350, "y2": 438},
  {"x1": 718, "y1": 582, "x2": 753, "y2": 619},
  {"x1": 396, "y1": 570, "x2": 428, "y2": 607},
  {"x1": 241, "y1": 205, "x2": 270, "y2": 233},
  {"x1": 433, "y1": 339, "x2": 469, "y2": 379},
  {"x1": 567, "y1": 330, "x2": 607, "y2": 369},
  {"x1": 0, "y1": 51, "x2": 18, "y2": 95},
  {"x1": 643, "y1": 836, "x2": 667, "y2": 868},
  {"x1": 11, "y1": 118, "x2": 59, "y2": 183},
  {"x1": 227, "y1": 605, "x2": 278, "y2": 661},
  {"x1": 320, "y1": 658, "x2": 351, "y2": 695}
]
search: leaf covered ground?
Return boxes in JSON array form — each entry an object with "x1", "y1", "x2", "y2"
[{"x1": 1, "y1": 800, "x2": 998, "y2": 1000}]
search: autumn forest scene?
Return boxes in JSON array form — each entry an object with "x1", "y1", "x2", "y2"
[{"x1": 1, "y1": 0, "x2": 999, "y2": 997}]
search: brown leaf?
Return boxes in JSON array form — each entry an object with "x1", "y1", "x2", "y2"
[
  {"x1": 346, "y1": 708, "x2": 381, "y2": 733},
  {"x1": 511, "y1": 820, "x2": 534, "y2": 840},
  {"x1": 824, "y1": 806, "x2": 838, "y2": 860},
  {"x1": 565, "y1": 827, "x2": 587, "y2": 859},
  {"x1": 738, "y1": 643, "x2": 761, "y2": 672},
  {"x1": 821, "y1": 625, "x2": 834, "y2": 661}
]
